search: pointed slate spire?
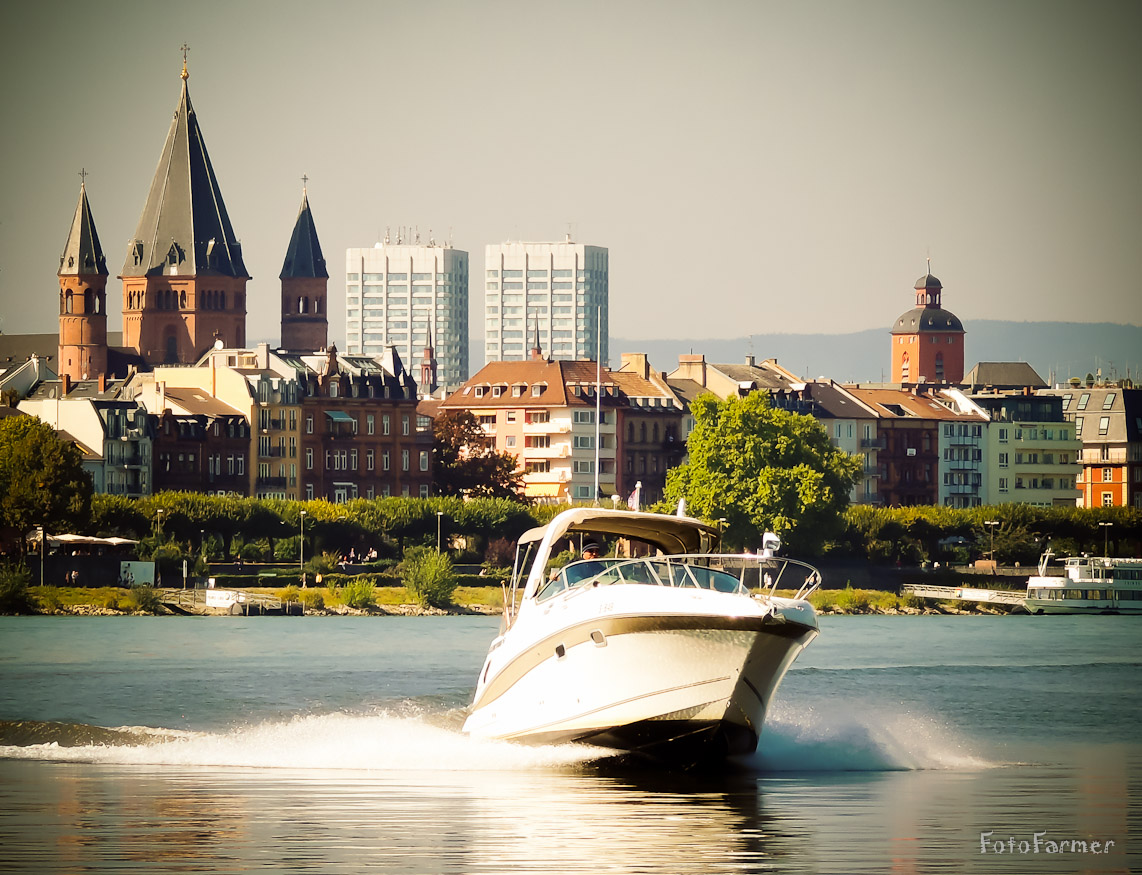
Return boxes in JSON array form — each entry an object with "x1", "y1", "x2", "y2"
[
  {"x1": 121, "y1": 63, "x2": 248, "y2": 278},
  {"x1": 280, "y1": 189, "x2": 328, "y2": 279},
  {"x1": 59, "y1": 181, "x2": 108, "y2": 277}
]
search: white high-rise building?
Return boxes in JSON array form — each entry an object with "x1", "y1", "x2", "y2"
[
  {"x1": 484, "y1": 241, "x2": 608, "y2": 363},
  {"x1": 345, "y1": 240, "x2": 469, "y2": 390}
]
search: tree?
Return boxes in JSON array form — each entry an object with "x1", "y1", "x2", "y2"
[
  {"x1": 0, "y1": 415, "x2": 93, "y2": 542},
  {"x1": 432, "y1": 410, "x2": 524, "y2": 498},
  {"x1": 664, "y1": 392, "x2": 860, "y2": 554}
]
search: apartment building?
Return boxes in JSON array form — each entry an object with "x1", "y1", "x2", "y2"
[
  {"x1": 1042, "y1": 386, "x2": 1142, "y2": 508},
  {"x1": 484, "y1": 241, "x2": 608, "y2": 364},
  {"x1": 345, "y1": 240, "x2": 469, "y2": 391}
]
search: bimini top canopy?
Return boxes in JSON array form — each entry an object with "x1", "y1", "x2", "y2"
[{"x1": 517, "y1": 508, "x2": 720, "y2": 556}]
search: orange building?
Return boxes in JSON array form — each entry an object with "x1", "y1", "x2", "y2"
[
  {"x1": 119, "y1": 60, "x2": 249, "y2": 365},
  {"x1": 57, "y1": 181, "x2": 109, "y2": 381},
  {"x1": 890, "y1": 269, "x2": 965, "y2": 384}
]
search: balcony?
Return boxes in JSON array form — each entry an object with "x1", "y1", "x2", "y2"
[
  {"x1": 258, "y1": 476, "x2": 287, "y2": 488},
  {"x1": 946, "y1": 458, "x2": 979, "y2": 470},
  {"x1": 1082, "y1": 447, "x2": 1127, "y2": 464},
  {"x1": 860, "y1": 437, "x2": 886, "y2": 450},
  {"x1": 522, "y1": 445, "x2": 572, "y2": 460},
  {"x1": 523, "y1": 420, "x2": 570, "y2": 434},
  {"x1": 946, "y1": 483, "x2": 979, "y2": 495}
]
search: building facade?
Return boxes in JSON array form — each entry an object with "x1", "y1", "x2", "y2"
[
  {"x1": 1043, "y1": 385, "x2": 1142, "y2": 508},
  {"x1": 345, "y1": 240, "x2": 469, "y2": 391},
  {"x1": 439, "y1": 357, "x2": 625, "y2": 503},
  {"x1": 484, "y1": 241, "x2": 608, "y2": 364},
  {"x1": 968, "y1": 392, "x2": 1080, "y2": 507}
]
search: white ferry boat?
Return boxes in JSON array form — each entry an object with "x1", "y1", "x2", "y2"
[
  {"x1": 462, "y1": 508, "x2": 822, "y2": 764},
  {"x1": 1025, "y1": 551, "x2": 1142, "y2": 615}
]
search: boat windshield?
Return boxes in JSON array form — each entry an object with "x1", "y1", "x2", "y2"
[{"x1": 535, "y1": 555, "x2": 749, "y2": 603}]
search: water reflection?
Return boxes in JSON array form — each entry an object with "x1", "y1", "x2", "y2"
[{"x1": 1, "y1": 750, "x2": 1136, "y2": 874}]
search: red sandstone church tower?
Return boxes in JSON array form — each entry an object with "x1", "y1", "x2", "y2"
[
  {"x1": 57, "y1": 179, "x2": 109, "y2": 381},
  {"x1": 890, "y1": 265, "x2": 965, "y2": 384},
  {"x1": 119, "y1": 58, "x2": 249, "y2": 364},
  {"x1": 279, "y1": 185, "x2": 329, "y2": 351}
]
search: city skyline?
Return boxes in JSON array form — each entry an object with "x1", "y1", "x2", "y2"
[{"x1": 2, "y1": 0, "x2": 1139, "y2": 355}]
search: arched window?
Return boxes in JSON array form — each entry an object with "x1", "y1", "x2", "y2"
[
  {"x1": 65, "y1": 291, "x2": 73, "y2": 314},
  {"x1": 935, "y1": 352, "x2": 945, "y2": 380},
  {"x1": 901, "y1": 351, "x2": 910, "y2": 382},
  {"x1": 164, "y1": 332, "x2": 178, "y2": 363},
  {"x1": 220, "y1": 291, "x2": 226, "y2": 310},
  {"x1": 653, "y1": 423, "x2": 660, "y2": 442},
  {"x1": 179, "y1": 290, "x2": 187, "y2": 309},
  {"x1": 639, "y1": 423, "x2": 647, "y2": 442},
  {"x1": 627, "y1": 422, "x2": 634, "y2": 442},
  {"x1": 84, "y1": 288, "x2": 94, "y2": 314}
]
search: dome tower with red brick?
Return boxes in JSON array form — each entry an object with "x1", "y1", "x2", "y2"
[{"x1": 890, "y1": 268, "x2": 965, "y2": 384}]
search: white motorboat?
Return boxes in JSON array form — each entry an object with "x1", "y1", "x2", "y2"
[
  {"x1": 1025, "y1": 551, "x2": 1142, "y2": 615},
  {"x1": 462, "y1": 508, "x2": 822, "y2": 764}
]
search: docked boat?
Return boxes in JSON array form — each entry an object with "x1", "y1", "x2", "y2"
[
  {"x1": 462, "y1": 507, "x2": 822, "y2": 764},
  {"x1": 1025, "y1": 551, "x2": 1142, "y2": 614}
]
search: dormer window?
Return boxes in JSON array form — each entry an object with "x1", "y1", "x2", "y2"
[
  {"x1": 474, "y1": 386, "x2": 484, "y2": 398},
  {"x1": 492, "y1": 386, "x2": 503, "y2": 398}
]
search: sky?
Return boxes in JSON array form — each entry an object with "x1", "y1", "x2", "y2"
[{"x1": 1, "y1": 0, "x2": 1139, "y2": 364}]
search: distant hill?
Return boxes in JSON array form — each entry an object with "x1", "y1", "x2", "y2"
[{"x1": 611, "y1": 321, "x2": 1142, "y2": 385}]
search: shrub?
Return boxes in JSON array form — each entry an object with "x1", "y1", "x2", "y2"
[
  {"x1": 278, "y1": 585, "x2": 301, "y2": 603},
  {"x1": 36, "y1": 586, "x2": 64, "y2": 613},
  {"x1": 123, "y1": 586, "x2": 162, "y2": 614},
  {"x1": 0, "y1": 562, "x2": 35, "y2": 614},
  {"x1": 298, "y1": 589, "x2": 325, "y2": 610},
  {"x1": 305, "y1": 551, "x2": 339, "y2": 579},
  {"x1": 832, "y1": 585, "x2": 870, "y2": 613},
  {"x1": 239, "y1": 540, "x2": 268, "y2": 562},
  {"x1": 341, "y1": 578, "x2": 377, "y2": 610},
  {"x1": 401, "y1": 546, "x2": 457, "y2": 608},
  {"x1": 98, "y1": 591, "x2": 122, "y2": 611}
]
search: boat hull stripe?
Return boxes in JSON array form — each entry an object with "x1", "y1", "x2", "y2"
[{"x1": 471, "y1": 613, "x2": 814, "y2": 711}]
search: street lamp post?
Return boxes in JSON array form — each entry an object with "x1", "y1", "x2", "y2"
[
  {"x1": 984, "y1": 520, "x2": 999, "y2": 567},
  {"x1": 1099, "y1": 521, "x2": 1113, "y2": 557},
  {"x1": 37, "y1": 525, "x2": 45, "y2": 587},
  {"x1": 436, "y1": 511, "x2": 443, "y2": 554},
  {"x1": 155, "y1": 509, "x2": 164, "y2": 587},
  {"x1": 299, "y1": 510, "x2": 307, "y2": 587}
]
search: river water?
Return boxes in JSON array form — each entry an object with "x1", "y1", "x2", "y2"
[{"x1": 0, "y1": 614, "x2": 1138, "y2": 873}]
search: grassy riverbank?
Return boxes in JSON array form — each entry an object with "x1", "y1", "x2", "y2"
[{"x1": 24, "y1": 584, "x2": 1021, "y2": 616}]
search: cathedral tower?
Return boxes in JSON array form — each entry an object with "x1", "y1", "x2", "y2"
[
  {"x1": 119, "y1": 58, "x2": 249, "y2": 364},
  {"x1": 890, "y1": 264, "x2": 965, "y2": 384},
  {"x1": 279, "y1": 185, "x2": 329, "y2": 351},
  {"x1": 58, "y1": 179, "x2": 109, "y2": 381}
]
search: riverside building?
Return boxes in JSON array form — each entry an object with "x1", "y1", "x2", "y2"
[
  {"x1": 484, "y1": 241, "x2": 608, "y2": 364},
  {"x1": 345, "y1": 238, "x2": 469, "y2": 391}
]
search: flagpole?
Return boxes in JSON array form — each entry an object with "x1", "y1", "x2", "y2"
[{"x1": 593, "y1": 305, "x2": 601, "y2": 505}]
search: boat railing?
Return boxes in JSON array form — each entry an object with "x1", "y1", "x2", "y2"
[{"x1": 534, "y1": 553, "x2": 822, "y2": 604}]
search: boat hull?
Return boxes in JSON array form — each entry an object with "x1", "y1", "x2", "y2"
[
  {"x1": 1025, "y1": 598, "x2": 1142, "y2": 615},
  {"x1": 463, "y1": 611, "x2": 817, "y2": 762}
]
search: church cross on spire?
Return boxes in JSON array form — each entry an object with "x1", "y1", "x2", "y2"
[
  {"x1": 180, "y1": 43, "x2": 190, "y2": 80},
  {"x1": 78, "y1": 167, "x2": 88, "y2": 186},
  {"x1": 301, "y1": 173, "x2": 309, "y2": 192}
]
